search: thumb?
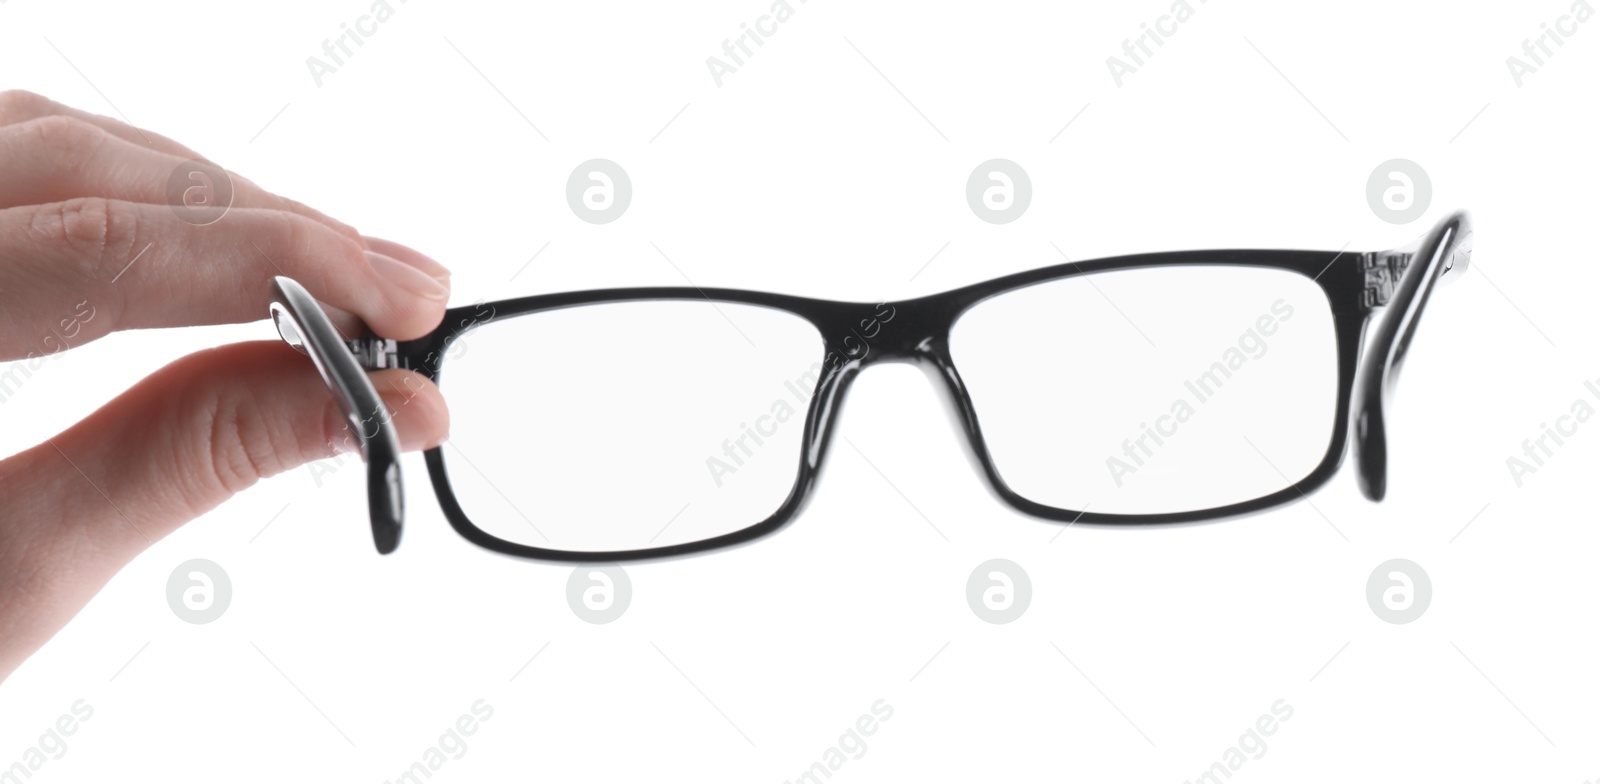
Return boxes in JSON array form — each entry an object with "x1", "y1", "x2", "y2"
[{"x1": 0, "y1": 340, "x2": 448, "y2": 677}]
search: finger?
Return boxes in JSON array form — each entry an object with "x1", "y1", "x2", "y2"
[
  {"x1": 0, "y1": 89, "x2": 203, "y2": 159},
  {"x1": 0, "y1": 341, "x2": 447, "y2": 674},
  {"x1": 364, "y1": 237, "x2": 451, "y2": 285},
  {"x1": 0, "y1": 113, "x2": 366, "y2": 247},
  {"x1": 0, "y1": 199, "x2": 449, "y2": 355}
]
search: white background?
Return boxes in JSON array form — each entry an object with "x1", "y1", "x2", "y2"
[{"x1": 2, "y1": 0, "x2": 1597, "y2": 781}]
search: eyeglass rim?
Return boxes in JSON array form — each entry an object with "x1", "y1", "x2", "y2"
[{"x1": 374, "y1": 210, "x2": 1470, "y2": 562}]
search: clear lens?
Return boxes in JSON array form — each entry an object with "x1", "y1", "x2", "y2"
[
  {"x1": 438, "y1": 301, "x2": 823, "y2": 553},
  {"x1": 950, "y1": 265, "x2": 1338, "y2": 515}
]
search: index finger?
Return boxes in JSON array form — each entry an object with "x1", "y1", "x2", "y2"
[
  {"x1": 0, "y1": 91, "x2": 367, "y2": 248},
  {"x1": 0, "y1": 89, "x2": 202, "y2": 159},
  {"x1": 0, "y1": 199, "x2": 450, "y2": 355}
]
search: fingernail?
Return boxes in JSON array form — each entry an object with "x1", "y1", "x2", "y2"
[
  {"x1": 365, "y1": 237, "x2": 451, "y2": 284},
  {"x1": 367, "y1": 250, "x2": 448, "y2": 302}
]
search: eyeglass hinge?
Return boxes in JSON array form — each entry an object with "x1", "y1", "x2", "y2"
[
  {"x1": 347, "y1": 337, "x2": 405, "y2": 370},
  {"x1": 1360, "y1": 251, "x2": 1412, "y2": 310}
]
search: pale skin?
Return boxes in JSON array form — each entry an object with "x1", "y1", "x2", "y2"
[{"x1": 0, "y1": 92, "x2": 453, "y2": 681}]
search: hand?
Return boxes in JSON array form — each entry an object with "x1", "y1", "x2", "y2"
[{"x1": 0, "y1": 91, "x2": 452, "y2": 682}]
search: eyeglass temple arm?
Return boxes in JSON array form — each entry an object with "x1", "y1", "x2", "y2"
[
  {"x1": 1351, "y1": 210, "x2": 1473, "y2": 501},
  {"x1": 269, "y1": 276, "x2": 407, "y2": 554}
]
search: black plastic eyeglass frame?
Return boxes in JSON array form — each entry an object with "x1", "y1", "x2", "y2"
[{"x1": 270, "y1": 211, "x2": 1472, "y2": 562}]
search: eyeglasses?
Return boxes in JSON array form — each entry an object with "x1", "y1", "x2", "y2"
[{"x1": 269, "y1": 211, "x2": 1472, "y2": 561}]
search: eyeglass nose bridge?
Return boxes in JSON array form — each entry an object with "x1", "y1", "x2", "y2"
[
  {"x1": 809, "y1": 297, "x2": 981, "y2": 443},
  {"x1": 806, "y1": 296, "x2": 1007, "y2": 496},
  {"x1": 818, "y1": 295, "x2": 955, "y2": 368}
]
